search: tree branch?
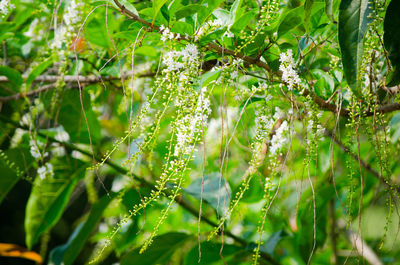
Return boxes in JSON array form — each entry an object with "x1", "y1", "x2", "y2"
[{"x1": 0, "y1": 71, "x2": 155, "y2": 103}]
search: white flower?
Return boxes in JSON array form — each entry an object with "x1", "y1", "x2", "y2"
[
  {"x1": 55, "y1": 130, "x2": 70, "y2": 142},
  {"x1": 37, "y1": 163, "x2": 54, "y2": 180},
  {"x1": 0, "y1": 0, "x2": 15, "y2": 16},
  {"x1": 279, "y1": 49, "x2": 301, "y2": 90},
  {"x1": 20, "y1": 113, "x2": 32, "y2": 127},
  {"x1": 270, "y1": 120, "x2": 289, "y2": 156}
]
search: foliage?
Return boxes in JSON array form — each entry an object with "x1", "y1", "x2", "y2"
[{"x1": 1, "y1": 0, "x2": 400, "y2": 264}]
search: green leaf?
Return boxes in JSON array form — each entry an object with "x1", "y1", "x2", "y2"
[
  {"x1": 175, "y1": 4, "x2": 207, "y2": 21},
  {"x1": 296, "y1": 185, "x2": 335, "y2": 262},
  {"x1": 229, "y1": 0, "x2": 243, "y2": 23},
  {"x1": 0, "y1": 148, "x2": 33, "y2": 204},
  {"x1": 197, "y1": 0, "x2": 224, "y2": 28},
  {"x1": 121, "y1": 232, "x2": 191, "y2": 265},
  {"x1": 119, "y1": 0, "x2": 139, "y2": 16},
  {"x1": 171, "y1": 21, "x2": 194, "y2": 35},
  {"x1": 384, "y1": 0, "x2": 400, "y2": 86},
  {"x1": 278, "y1": 6, "x2": 304, "y2": 37},
  {"x1": 57, "y1": 90, "x2": 101, "y2": 145},
  {"x1": 0, "y1": 66, "x2": 22, "y2": 91},
  {"x1": 48, "y1": 193, "x2": 115, "y2": 265},
  {"x1": 311, "y1": 69, "x2": 335, "y2": 98},
  {"x1": 184, "y1": 172, "x2": 231, "y2": 215},
  {"x1": 26, "y1": 58, "x2": 53, "y2": 89},
  {"x1": 184, "y1": 242, "x2": 244, "y2": 265},
  {"x1": 0, "y1": 22, "x2": 15, "y2": 42},
  {"x1": 261, "y1": 230, "x2": 289, "y2": 255},
  {"x1": 338, "y1": 0, "x2": 373, "y2": 97},
  {"x1": 25, "y1": 159, "x2": 86, "y2": 249},
  {"x1": 230, "y1": 10, "x2": 256, "y2": 34},
  {"x1": 325, "y1": 0, "x2": 334, "y2": 21},
  {"x1": 199, "y1": 28, "x2": 226, "y2": 45},
  {"x1": 304, "y1": 0, "x2": 314, "y2": 34},
  {"x1": 153, "y1": 0, "x2": 168, "y2": 23}
]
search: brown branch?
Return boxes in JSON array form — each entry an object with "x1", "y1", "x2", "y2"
[{"x1": 0, "y1": 71, "x2": 155, "y2": 103}]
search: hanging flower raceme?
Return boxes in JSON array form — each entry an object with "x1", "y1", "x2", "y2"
[{"x1": 279, "y1": 49, "x2": 301, "y2": 91}]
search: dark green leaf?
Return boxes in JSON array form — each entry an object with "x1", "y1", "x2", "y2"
[
  {"x1": 0, "y1": 148, "x2": 33, "y2": 204},
  {"x1": 384, "y1": 0, "x2": 400, "y2": 86},
  {"x1": 338, "y1": 0, "x2": 373, "y2": 97},
  {"x1": 304, "y1": 0, "x2": 314, "y2": 34},
  {"x1": 57, "y1": 90, "x2": 101, "y2": 145},
  {"x1": 184, "y1": 242, "x2": 243, "y2": 265},
  {"x1": 48, "y1": 193, "x2": 115, "y2": 265},
  {"x1": 121, "y1": 232, "x2": 190, "y2": 265},
  {"x1": 296, "y1": 185, "x2": 335, "y2": 262},
  {"x1": 278, "y1": 6, "x2": 304, "y2": 37},
  {"x1": 25, "y1": 159, "x2": 86, "y2": 249}
]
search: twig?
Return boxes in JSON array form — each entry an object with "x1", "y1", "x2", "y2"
[{"x1": 0, "y1": 71, "x2": 155, "y2": 103}]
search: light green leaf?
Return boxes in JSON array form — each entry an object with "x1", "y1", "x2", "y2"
[
  {"x1": 153, "y1": 0, "x2": 168, "y2": 23},
  {"x1": 48, "y1": 193, "x2": 116, "y2": 265},
  {"x1": 278, "y1": 6, "x2": 304, "y2": 37},
  {"x1": 26, "y1": 58, "x2": 53, "y2": 89},
  {"x1": 121, "y1": 232, "x2": 191, "y2": 265},
  {"x1": 0, "y1": 66, "x2": 22, "y2": 91},
  {"x1": 25, "y1": 159, "x2": 86, "y2": 249},
  {"x1": 384, "y1": 0, "x2": 400, "y2": 86},
  {"x1": 175, "y1": 4, "x2": 207, "y2": 21},
  {"x1": 338, "y1": 0, "x2": 373, "y2": 97},
  {"x1": 230, "y1": 10, "x2": 256, "y2": 34}
]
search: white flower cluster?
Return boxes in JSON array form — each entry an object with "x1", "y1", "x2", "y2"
[
  {"x1": 174, "y1": 88, "x2": 211, "y2": 157},
  {"x1": 24, "y1": 18, "x2": 45, "y2": 42},
  {"x1": 52, "y1": 0, "x2": 82, "y2": 50},
  {"x1": 270, "y1": 120, "x2": 289, "y2": 156},
  {"x1": 279, "y1": 49, "x2": 301, "y2": 91},
  {"x1": 29, "y1": 139, "x2": 48, "y2": 159},
  {"x1": 0, "y1": 0, "x2": 14, "y2": 16},
  {"x1": 196, "y1": 18, "x2": 234, "y2": 40},
  {"x1": 306, "y1": 110, "x2": 324, "y2": 145},
  {"x1": 37, "y1": 163, "x2": 54, "y2": 180},
  {"x1": 162, "y1": 43, "x2": 198, "y2": 72},
  {"x1": 160, "y1": 25, "x2": 180, "y2": 42}
]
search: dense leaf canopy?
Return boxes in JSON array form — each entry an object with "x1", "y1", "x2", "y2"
[{"x1": 1, "y1": 0, "x2": 400, "y2": 264}]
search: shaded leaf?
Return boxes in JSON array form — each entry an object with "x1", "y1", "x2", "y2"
[
  {"x1": 338, "y1": 0, "x2": 373, "y2": 97},
  {"x1": 49, "y1": 193, "x2": 115, "y2": 265},
  {"x1": 184, "y1": 172, "x2": 231, "y2": 215},
  {"x1": 0, "y1": 66, "x2": 22, "y2": 92},
  {"x1": 261, "y1": 230, "x2": 289, "y2": 255},
  {"x1": 121, "y1": 232, "x2": 190, "y2": 265},
  {"x1": 384, "y1": 0, "x2": 400, "y2": 86},
  {"x1": 153, "y1": 0, "x2": 168, "y2": 22},
  {"x1": 304, "y1": 0, "x2": 314, "y2": 34},
  {"x1": 184, "y1": 242, "x2": 244, "y2": 265},
  {"x1": 25, "y1": 159, "x2": 86, "y2": 249},
  {"x1": 26, "y1": 58, "x2": 53, "y2": 89}
]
